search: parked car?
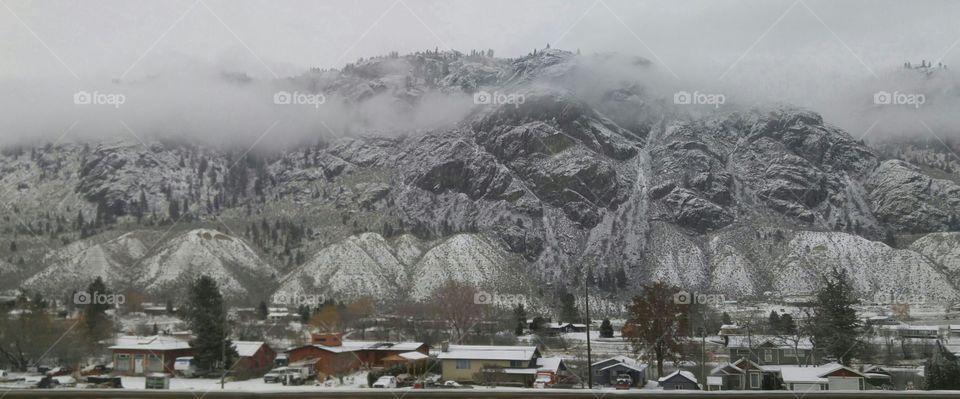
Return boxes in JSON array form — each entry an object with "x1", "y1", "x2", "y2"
[
  {"x1": 372, "y1": 376, "x2": 397, "y2": 388},
  {"x1": 615, "y1": 375, "x2": 633, "y2": 390},
  {"x1": 263, "y1": 367, "x2": 288, "y2": 384},
  {"x1": 174, "y1": 357, "x2": 201, "y2": 378}
]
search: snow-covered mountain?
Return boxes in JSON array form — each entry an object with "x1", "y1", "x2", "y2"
[{"x1": 3, "y1": 48, "x2": 960, "y2": 305}]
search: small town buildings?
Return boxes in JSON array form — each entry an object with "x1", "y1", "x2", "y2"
[
  {"x1": 774, "y1": 363, "x2": 866, "y2": 391},
  {"x1": 109, "y1": 335, "x2": 193, "y2": 375},
  {"x1": 879, "y1": 324, "x2": 940, "y2": 339},
  {"x1": 437, "y1": 344, "x2": 541, "y2": 385},
  {"x1": 726, "y1": 335, "x2": 820, "y2": 365},
  {"x1": 285, "y1": 333, "x2": 428, "y2": 379},
  {"x1": 718, "y1": 324, "x2": 744, "y2": 336},
  {"x1": 233, "y1": 341, "x2": 276, "y2": 378},
  {"x1": 591, "y1": 355, "x2": 647, "y2": 387},
  {"x1": 708, "y1": 357, "x2": 780, "y2": 390},
  {"x1": 658, "y1": 370, "x2": 700, "y2": 390}
]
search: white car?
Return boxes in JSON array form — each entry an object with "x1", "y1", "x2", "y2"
[{"x1": 372, "y1": 376, "x2": 397, "y2": 388}]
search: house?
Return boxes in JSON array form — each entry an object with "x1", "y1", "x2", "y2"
[
  {"x1": 950, "y1": 325, "x2": 960, "y2": 337},
  {"x1": 109, "y1": 335, "x2": 192, "y2": 375},
  {"x1": 550, "y1": 322, "x2": 587, "y2": 333},
  {"x1": 879, "y1": 324, "x2": 940, "y2": 339},
  {"x1": 709, "y1": 357, "x2": 780, "y2": 390},
  {"x1": 726, "y1": 335, "x2": 821, "y2": 365},
  {"x1": 719, "y1": 324, "x2": 744, "y2": 336},
  {"x1": 658, "y1": 370, "x2": 700, "y2": 390},
  {"x1": 233, "y1": 341, "x2": 276, "y2": 378},
  {"x1": 861, "y1": 365, "x2": 893, "y2": 389},
  {"x1": 535, "y1": 356, "x2": 569, "y2": 383},
  {"x1": 285, "y1": 333, "x2": 428, "y2": 379},
  {"x1": 773, "y1": 363, "x2": 866, "y2": 391},
  {"x1": 437, "y1": 344, "x2": 540, "y2": 385},
  {"x1": 591, "y1": 356, "x2": 647, "y2": 387},
  {"x1": 866, "y1": 315, "x2": 899, "y2": 326}
]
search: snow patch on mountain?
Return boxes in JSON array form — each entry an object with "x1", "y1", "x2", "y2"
[
  {"x1": 138, "y1": 229, "x2": 277, "y2": 299},
  {"x1": 775, "y1": 231, "x2": 957, "y2": 301}
]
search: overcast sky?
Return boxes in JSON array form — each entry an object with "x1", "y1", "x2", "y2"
[
  {"x1": 3, "y1": 0, "x2": 959, "y2": 80},
  {"x1": 2, "y1": 0, "x2": 959, "y2": 144}
]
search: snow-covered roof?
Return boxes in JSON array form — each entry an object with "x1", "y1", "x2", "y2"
[
  {"x1": 591, "y1": 355, "x2": 637, "y2": 367},
  {"x1": 658, "y1": 370, "x2": 697, "y2": 383},
  {"x1": 234, "y1": 341, "x2": 267, "y2": 357},
  {"x1": 501, "y1": 368, "x2": 538, "y2": 375},
  {"x1": 950, "y1": 325, "x2": 960, "y2": 331},
  {"x1": 299, "y1": 340, "x2": 425, "y2": 354},
  {"x1": 400, "y1": 351, "x2": 428, "y2": 360},
  {"x1": 110, "y1": 335, "x2": 190, "y2": 351},
  {"x1": 536, "y1": 357, "x2": 563, "y2": 373},
  {"x1": 726, "y1": 335, "x2": 813, "y2": 350},
  {"x1": 438, "y1": 345, "x2": 538, "y2": 361},
  {"x1": 599, "y1": 362, "x2": 646, "y2": 373},
  {"x1": 769, "y1": 363, "x2": 864, "y2": 384}
]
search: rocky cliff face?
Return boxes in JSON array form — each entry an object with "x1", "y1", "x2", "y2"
[{"x1": 3, "y1": 49, "x2": 959, "y2": 304}]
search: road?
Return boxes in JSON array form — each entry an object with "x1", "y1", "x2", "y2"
[{"x1": 3, "y1": 390, "x2": 960, "y2": 399}]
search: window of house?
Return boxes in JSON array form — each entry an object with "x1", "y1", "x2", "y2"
[
  {"x1": 510, "y1": 360, "x2": 524, "y2": 367},
  {"x1": 147, "y1": 354, "x2": 163, "y2": 372},
  {"x1": 675, "y1": 384, "x2": 683, "y2": 389},
  {"x1": 764, "y1": 350, "x2": 773, "y2": 363},
  {"x1": 784, "y1": 349, "x2": 797, "y2": 357},
  {"x1": 750, "y1": 372, "x2": 760, "y2": 388},
  {"x1": 116, "y1": 354, "x2": 130, "y2": 371},
  {"x1": 456, "y1": 359, "x2": 470, "y2": 369}
]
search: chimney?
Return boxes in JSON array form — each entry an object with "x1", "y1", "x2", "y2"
[{"x1": 441, "y1": 341, "x2": 450, "y2": 352}]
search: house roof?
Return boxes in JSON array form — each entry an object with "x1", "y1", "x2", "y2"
[
  {"x1": 400, "y1": 351, "x2": 428, "y2": 360},
  {"x1": 658, "y1": 370, "x2": 698, "y2": 384},
  {"x1": 591, "y1": 355, "x2": 637, "y2": 367},
  {"x1": 769, "y1": 363, "x2": 865, "y2": 384},
  {"x1": 726, "y1": 335, "x2": 813, "y2": 350},
  {"x1": 109, "y1": 335, "x2": 191, "y2": 351},
  {"x1": 291, "y1": 340, "x2": 425, "y2": 354},
  {"x1": 438, "y1": 345, "x2": 538, "y2": 361},
  {"x1": 536, "y1": 357, "x2": 564, "y2": 373},
  {"x1": 599, "y1": 362, "x2": 647, "y2": 373},
  {"x1": 234, "y1": 341, "x2": 268, "y2": 357}
]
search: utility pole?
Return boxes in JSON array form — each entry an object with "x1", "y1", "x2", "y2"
[{"x1": 584, "y1": 266, "x2": 593, "y2": 389}]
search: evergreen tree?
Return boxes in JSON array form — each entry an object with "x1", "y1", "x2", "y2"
[
  {"x1": 256, "y1": 301, "x2": 268, "y2": 321},
  {"x1": 779, "y1": 313, "x2": 796, "y2": 335},
  {"x1": 925, "y1": 342, "x2": 960, "y2": 390},
  {"x1": 599, "y1": 319, "x2": 614, "y2": 338},
  {"x1": 557, "y1": 288, "x2": 579, "y2": 323},
  {"x1": 811, "y1": 268, "x2": 862, "y2": 365},
  {"x1": 768, "y1": 311, "x2": 781, "y2": 333},
  {"x1": 513, "y1": 303, "x2": 527, "y2": 336},
  {"x1": 721, "y1": 312, "x2": 733, "y2": 325},
  {"x1": 81, "y1": 277, "x2": 113, "y2": 345},
  {"x1": 182, "y1": 275, "x2": 236, "y2": 370}
]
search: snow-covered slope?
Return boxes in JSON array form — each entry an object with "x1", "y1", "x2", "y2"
[
  {"x1": 24, "y1": 232, "x2": 148, "y2": 293},
  {"x1": 775, "y1": 231, "x2": 957, "y2": 300},
  {"x1": 274, "y1": 232, "x2": 407, "y2": 302},
  {"x1": 138, "y1": 229, "x2": 277, "y2": 299},
  {"x1": 910, "y1": 232, "x2": 960, "y2": 281}
]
